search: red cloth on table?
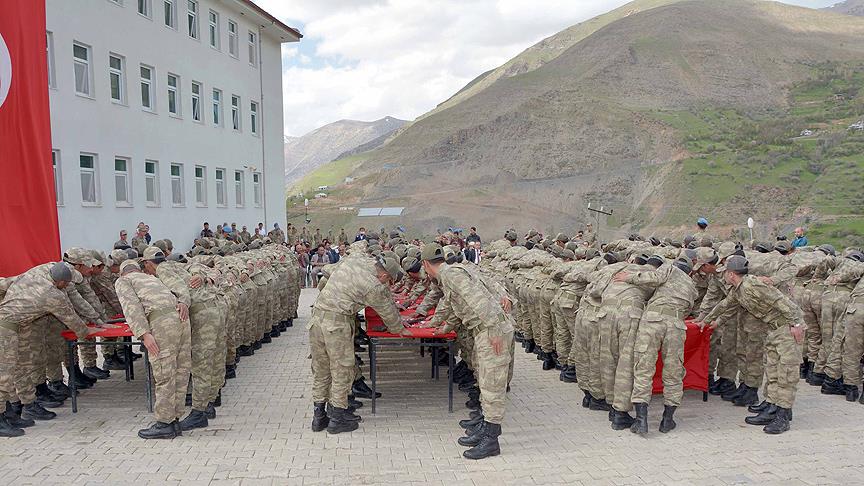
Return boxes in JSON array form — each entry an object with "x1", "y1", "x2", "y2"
[
  {"x1": 62, "y1": 323, "x2": 134, "y2": 341},
  {"x1": 651, "y1": 319, "x2": 713, "y2": 394},
  {"x1": 367, "y1": 328, "x2": 457, "y2": 340},
  {"x1": 365, "y1": 306, "x2": 434, "y2": 331}
]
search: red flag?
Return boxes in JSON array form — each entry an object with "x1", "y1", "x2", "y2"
[{"x1": 0, "y1": 0, "x2": 60, "y2": 277}]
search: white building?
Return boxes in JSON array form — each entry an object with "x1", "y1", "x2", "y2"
[{"x1": 46, "y1": 0, "x2": 300, "y2": 251}]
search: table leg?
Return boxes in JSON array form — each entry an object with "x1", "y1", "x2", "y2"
[
  {"x1": 370, "y1": 340, "x2": 377, "y2": 415},
  {"x1": 448, "y1": 340, "x2": 454, "y2": 413},
  {"x1": 68, "y1": 340, "x2": 78, "y2": 413},
  {"x1": 126, "y1": 337, "x2": 135, "y2": 381},
  {"x1": 703, "y1": 391, "x2": 708, "y2": 402},
  {"x1": 431, "y1": 345, "x2": 437, "y2": 379},
  {"x1": 144, "y1": 348, "x2": 153, "y2": 413}
]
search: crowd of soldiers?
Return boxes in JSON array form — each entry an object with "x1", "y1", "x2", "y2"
[{"x1": 0, "y1": 229, "x2": 301, "y2": 439}]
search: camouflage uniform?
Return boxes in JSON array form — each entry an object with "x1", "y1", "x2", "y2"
[
  {"x1": 820, "y1": 257, "x2": 860, "y2": 380},
  {"x1": 627, "y1": 264, "x2": 697, "y2": 407},
  {"x1": 697, "y1": 273, "x2": 736, "y2": 382},
  {"x1": 115, "y1": 268, "x2": 191, "y2": 424},
  {"x1": 822, "y1": 259, "x2": 864, "y2": 383}
]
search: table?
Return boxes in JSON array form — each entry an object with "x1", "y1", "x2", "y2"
[
  {"x1": 651, "y1": 319, "x2": 713, "y2": 401},
  {"x1": 61, "y1": 323, "x2": 153, "y2": 413}
]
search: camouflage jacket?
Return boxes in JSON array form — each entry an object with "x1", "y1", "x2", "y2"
[
  {"x1": 704, "y1": 275, "x2": 803, "y2": 330},
  {"x1": 114, "y1": 271, "x2": 180, "y2": 338},
  {"x1": 431, "y1": 263, "x2": 514, "y2": 336},
  {"x1": 91, "y1": 270, "x2": 123, "y2": 316},
  {"x1": 0, "y1": 263, "x2": 89, "y2": 337},
  {"x1": 624, "y1": 263, "x2": 697, "y2": 323}
]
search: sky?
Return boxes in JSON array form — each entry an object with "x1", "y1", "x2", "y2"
[{"x1": 252, "y1": 0, "x2": 843, "y2": 137}]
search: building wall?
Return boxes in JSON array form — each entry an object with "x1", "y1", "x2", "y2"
[{"x1": 46, "y1": 0, "x2": 293, "y2": 252}]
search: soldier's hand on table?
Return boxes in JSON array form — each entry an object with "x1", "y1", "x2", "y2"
[
  {"x1": 612, "y1": 271, "x2": 630, "y2": 283},
  {"x1": 500, "y1": 297, "x2": 512, "y2": 314},
  {"x1": 177, "y1": 303, "x2": 190, "y2": 321},
  {"x1": 489, "y1": 334, "x2": 504, "y2": 356},
  {"x1": 84, "y1": 328, "x2": 102, "y2": 338},
  {"x1": 189, "y1": 276, "x2": 204, "y2": 289},
  {"x1": 398, "y1": 328, "x2": 414, "y2": 337},
  {"x1": 141, "y1": 332, "x2": 159, "y2": 356},
  {"x1": 431, "y1": 326, "x2": 447, "y2": 336},
  {"x1": 790, "y1": 325, "x2": 805, "y2": 344}
]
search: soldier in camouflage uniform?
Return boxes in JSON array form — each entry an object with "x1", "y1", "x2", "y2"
[
  {"x1": 63, "y1": 248, "x2": 111, "y2": 381},
  {"x1": 115, "y1": 259, "x2": 191, "y2": 439},
  {"x1": 819, "y1": 251, "x2": 864, "y2": 399}
]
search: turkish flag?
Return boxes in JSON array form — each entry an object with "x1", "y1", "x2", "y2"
[{"x1": 0, "y1": 0, "x2": 60, "y2": 277}]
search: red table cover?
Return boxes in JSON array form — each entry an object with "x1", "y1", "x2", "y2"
[
  {"x1": 61, "y1": 322, "x2": 134, "y2": 341},
  {"x1": 651, "y1": 319, "x2": 713, "y2": 394},
  {"x1": 367, "y1": 328, "x2": 457, "y2": 340}
]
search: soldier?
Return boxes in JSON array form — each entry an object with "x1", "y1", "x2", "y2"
[
  {"x1": 583, "y1": 223, "x2": 597, "y2": 248},
  {"x1": 616, "y1": 257, "x2": 697, "y2": 435},
  {"x1": 115, "y1": 260, "x2": 191, "y2": 439},
  {"x1": 269, "y1": 223, "x2": 286, "y2": 245},
  {"x1": 422, "y1": 243, "x2": 515, "y2": 460},
  {"x1": 308, "y1": 253, "x2": 407, "y2": 434},
  {"x1": 239, "y1": 226, "x2": 252, "y2": 245},
  {"x1": 700, "y1": 255, "x2": 804, "y2": 434},
  {"x1": 338, "y1": 228, "x2": 348, "y2": 246},
  {"x1": 91, "y1": 249, "x2": 129, "y2": 370},
  {"x1": 286, "y1": 223, "x2": 297, "y2": 245},
  {"x1": 819, "y1": 251, "x2": 864, "y2": 399}
]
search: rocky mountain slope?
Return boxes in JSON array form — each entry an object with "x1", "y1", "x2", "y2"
[{"x1": 825, "y1": 0, "x2": 864, "y2": 16}]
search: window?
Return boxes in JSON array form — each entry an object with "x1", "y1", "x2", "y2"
[
  {"x1": 252, "y1": 172, "x2": 261, "y2": 207},
  {"x1": 79, "y1": 153, "x2": 99, "y2": 205},
  {"x1": 52, "y1": 150, "x2": 63, "y2": 205},
  {"x1": 208, "y1": 10, "x2": 219, "y2": 49},
  {"x1": 140, "y1": 64, "x2": 154, "y2": 111},
  {"x1": 164, "y1": 0, "x2": 176, "y2": 28},
  {"x1": 248, "y1": 30, "x2": 258, "y2": 66},
  {"x1": 145, "y1": 160, "x2": 160, "y2": 206},
  {"x1": 167, "y1": 73, "x2": 180, "y2": 116},
  {"x1": 215, "y1": 168, "x2": 226, "y2": 206},
  {"x1": 108, "y1": 54, "x2": 126, "y2": 104},
  {"x1": 212, "y1": 89, "x2": 222, "y2": 126},
  {"x1": 114, "y1": 157, "x2": 132, "y2": 206},
  {"x1": 250, "y1": 101, "x2": 258, "y2": 135},
  {"x1": 138, "y1": 0, "x2": 151, "y2": 17},
  {"x1": 227, "y1": 20, "x2": 238, "y2": 57},
  {"x1": 170, "y1": 163, "x2": 184, "y2": 206},
  {"x1": 191, "y1": 81, "x2": 202, "y2": 122},
  {"x1": 194, "y1": 165, "x2": 207, "y2": 206},
  {"x1": 73, "y1": 42, "x2": 92, "y2": 96},
  {"x1": 187, "y1": 0, "x2": 199, "y2": 39},
  {"x1": 234, "y1": 170, "x2": 244, "y2": 207},
  {"x1": 231, "y1": 95, "x2": 240, "y2": 131},
  {"x1": 46, "y1": 32, "x2": 56, "y2": 89}
]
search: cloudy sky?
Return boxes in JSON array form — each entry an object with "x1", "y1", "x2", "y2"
[{"x1": 253, "y1": 0, "x2": 842, "y2": 137}]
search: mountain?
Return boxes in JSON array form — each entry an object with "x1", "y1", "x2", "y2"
[
  {"x1": 283, "y1": 117, "x2": 407, "y2": 188},
  {"x1": 825, "y1": 0, "x2": 864, "y2": 16},
  {"x1": 291, "y1": 0, "x2": 864, "y2": 246}
]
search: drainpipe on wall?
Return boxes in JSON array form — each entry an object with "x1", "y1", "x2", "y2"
[{"x1": 258, "y1": 25, "x2": 267, "y2": 228}]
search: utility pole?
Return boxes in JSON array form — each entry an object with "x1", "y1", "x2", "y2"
[{"x1": 587, "y1": 202, "x2": 613, "y2": 243}]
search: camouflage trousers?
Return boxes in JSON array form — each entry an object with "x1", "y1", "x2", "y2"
[
  {"x1": 821, "y1": 290, "x2": 851, "y2": 379},
  {"x1": 43, "y1": 317, "x2": 67, "y2": 382},
  {"x1": 224, "y1": 289, "x2": 240, "y2": 367},
  {"x1": 795, "y1": 285, "x2": 823, "y2": 363},
  {"x1": 763, "y1": 326, "x2": 802, "y2": 409},
  {"x1": 0, "y1": 326, "x2": 19, "y2": 404},
  {"x1": 308, "y1": 316, "x2": 354, "y2": 409},
  {"x1": 474, "y1": 328, "x2": 514, "y2": 424},
  {"x1": 551, "y1": 302, "x2": 575, "y2": 365},
  {"x1": 457, "y1": 324, "x2": 475, "y2": 370},
  {"x1": 536, "y1": 287, "x2": 556, "y2": 353},
  {"x1": 838, "y1": 301, "x2": 864, "y2": 386},
  {"x1": 736, "y1": 312, "x2": 767, "y2": 388},
  {"x1": 515, "y1": 288, "x2": 532, "y2": 340},
  {"x1": 576, "y1": 305, "x2": 604, "y2": 399},
  {"x1": 631, "y1": 313, "x2": 686, "y2": 407},
  {"x1": 189, "y1": 302, "x2": 223, "y2": 410},
  {"x1": 716, "y1": 316, "x2": 738, "y2": 382},
  {"x1": 13, "y1": 319, "x2": 38, "y2": 404},
  {"x1": 598, "y1": 304, "x2": 642, "y2": 412},
  {"x1": 149, "y1": 309, "x2": 192, "y2": 423}
]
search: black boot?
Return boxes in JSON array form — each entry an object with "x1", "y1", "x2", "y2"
[
  {"x1": 821, "y1": 376, "x2": 845, "y2": 395},
  {"x1": 238, "y1": 345, "x2": 253, "y2": 357},
  {"x1": 610, "y1": 410, "x2": 635, "y2": 430},
  {"x1": 82, "y1": 366, "x2": 110, "y2": 380},
  {"x1": 326, "y1": 407, "x2": 360, "y2": 434},
  {"x1": 270, "y1": 325, "x2": 281, "y2": 338},
  {"x1": 173, "y1": 419, "x2": 183, "y2": 436},
  {"x1": 347, "y1": 395, "x2": 363, "y2": 410},
  {"x1": 68, "y1": 366, "x2": 93, "y2": 388},
  {"x1": 4, "y1": 402, "x2": 34, "y2": 428},
  {"x1": 589, "y1": 397, "x2": 612, "y2": 411},
  {"x1": 763, "y1": 407, "x2": 791, "y2": 434},
  {"x1": 261, "y1": 333, "x2": 272, "y2": 344},
  {"x1": 286, "y1": 318, "x2": 294, "y2": 328},
  {"x1": 22, "y1": 402, "x2": 55, "y2": 421},
  {"x1": 807, "y1": 371, "x2": 826, "y2": 386},
  {"x1": 630, "y1": 403, "x2": 648, "y2": 435},
  {"x1": 35, "y1": 383, "x2": 66, "y2": 404},
  {"x1": 185, "y1": 393, "x2": 192, "y2": 407},
  {"x1": 457, "y1": 420, "x2": 486, "y2": 446},
  {"x1": 225, "y1": 365, "x2": 236, "y2": 380},
  {"x1": 745, "y1": 403, "x2": 778, "y2": 425},
  {"x1": 542, "y1": 351, "x2": 557, "y2": 371},
  {"x1": 205, "y1": 403, "x2": 216, "y2": 420},
  {"x1": 707, "y1": 375, "x2": 715, "y2": 391},
  {"x1": 524, "y1": 339, "x2": 536, "y2": 354},
  {"x1": 514, "y1": 331, "x2": 524, "y2": 343},
  {"x1": 710, "y1": 377, "x2": 735, "y2": 396},
  {"x1": 463, "y1": 422, "x2": 501, "y2": 460},
  {"x1": 278, "y1": 321, "x2": 288, "y2": 332},
  {"x1": 465, "y1": 396, "x2": 481, "y2": 410},
  {"x1": 48, "y1": 380, "x2": 73, "y2": 398},
  {"x1": 799, "y1": 358, "x2": 810, "y2": 379},
  {"x1": 581, "y1": 391, "x2": 591, "y2": 408},
  {"x1": 459, "y1": 411, "x2": 484, "y2": 429},
  {"x1": 138, "y1": 421, "x2": 177, "y2": 439},
  {"x1": 733, "y1": 386, "x2": 759, "y2": 407},
  {"x1": 721, "y1": 383, "x2": 746, "y2": 402},
  {"x1": 103, "y1": 353, "x2": 126, "y2": 371},
  {"x1": 311, "y1": 402, "x2": 329, "y2": 432},
  {"x1": 845, "y1": 385, "x2": 860, "y2": 402},
  {"x1": 252, "y1": 340, "x2": 262, "y2": 350},
  {"x1": 0, "y1": 414, "x2": 24, "y2": 438},
  {"x1": 352, "y1": 378, "x2": 381, "y2": 399},
  {"x1": 458, "y1": 376, "x2": 478, "y2": 390},
  {"x1": 327, "y1": 403, "x2": 361, "y2": 422},
  {"x1": 561, "y1": 365, "x2": 578, "y2": 383},
  {"x1": 748, "y1": 400, "x2": 770, "y2": 413},
  {"x1": 179, "y1": 409, "x2": 208, "y2": 431},
  {"x1": 658, "y1": 405, "x2": 677, "y2": 433},
  {"x1": 536, "y1": 349, "x2": 545, "y2": 361}
]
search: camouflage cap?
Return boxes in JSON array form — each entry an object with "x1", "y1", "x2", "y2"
[
  {"x1": 248, "y1": 240, "x2": 263, "y2": 250},
  {"x1": 504, "y1": 229, "x2": 518, "y2": 242},
  {"x1": 754, "y1": 241, "x2": 774, "y2": 253},
  {"x1": 142, "y1": 246, "x2": 166, "y2": 262},
  {"x1": 70, "y1": 268, "x2": 84, "y2": 284},
  {"x1": 584, "y1": 248, "x2": 600, "y2": 259},
  {"x1": 673, "y1": 257, "x2": 693, "y2": 274},
  {"x1": 443, "y1": 245, "x2": 460, "y2": 264},
  {"x1": 64, "y1": 247, "x2": 101, "y2": 267},
  {"x1": 108, "y1": 249, "x2": 129, "y2": 266},
  {"x1": 817, "y1": 244, "x2": 836, "y2": 256},
  {"x1": 388, "y1": 237, "x2": 403, "y2": 248},
  {"x1": 717, "y1": 242, "x2": 737, "y2": 260},
  {"x1": 848, "y1": 250, "x2": 864, "y2": 262},
  {"x1": 716, "y1": 255, "x2": 748, "y2": 274},
  {"x1": 375, "y1": 252, "x2": 403, "y2": 281},
  {"x1": 49, "y1": 262, "x2": 73, "y2": 282},
  {"x1": 561, "y1": 248, "x2": 575, "y2": 260},
  {"x1": 167, "y1": 253, "x2": 188, "y2": 263},
  {"x1": 420, "y1": 243, "x2": 445, "y2": 262},
  {"x1": 125, "y1": 248, "x2": 139, "y2": 259},
  {"x1": 163, "y1": 238, "x2": 174, "y2": 251},
  {"x1": 262, "y1": 237, "x2": 273, "y2": 245},
  {"x1": 90, "y1": 250, "x2": 107, "y2": 266},
  {"x1": 555, "y1": 233, "x2": 568, "y2": 243},
  {"x1": 393, "y1": 244, "x2": 407, "y2": 260},
  {"x1": 526, "y1": 229, "x2": 539, "y2": 238},
  {"x1": 646, "y1": 255, "x2": 665, "y2": 268},
  {"x1": 564, "y1": 241, "x2": 579, "y2": 252},
  {"x1": 406, "y1": 246, "x2": 421, "y2": 261},
  {"x1": 119, "y1": 260, "x2": 141, "y2": 274},
  {"x1": 774, "y1": 241, "x2": 792, "y2": 254},
  {"x1": 401, "y1": 256, "x2": 421, "y2": 273},
  {"x1": 153, "y1": 239, "x2": 169, "y2": 253},
  {"x1": 693, "y1": 247, "x2": 719, "y2": 271}
]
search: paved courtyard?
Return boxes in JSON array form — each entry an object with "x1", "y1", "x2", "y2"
[{"x1": 2, "y1": 288, "x2": 864, "y2": 485}]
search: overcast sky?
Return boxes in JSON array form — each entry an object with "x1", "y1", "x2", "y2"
[{"x1": 253, "y1": 0, "x2": 843, "y2": 137}]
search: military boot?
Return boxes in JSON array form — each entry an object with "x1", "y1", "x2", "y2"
[
  {"x1": 347, "y1": 394, "x2": 363, "y2": 410},
  {"x1": 610, "y1": 410, "x2": 635, "y2": 430},
  {"x1": 463, "y1": 422, "x2": 501, "y2": 460},
  {"x1": 352, "y1": 378, "x2": 381, "y2": 399},
  {"x1": 311, "y1": 402, "x2": 329, "y2": 432},
  {"x1": 48, "y1": 380, "x2": 73, "y2": 398},
  {"x1": 589, "y1": 397, "x2": 612, "y2": 411},
  {"x1": 799, "y1": 358, "x2": 810, "y2": 379},
  {"x1": 4, "y1": 402, "x2": 34, "y2": 428},
  {"x1": 328, "y1": 403, "x2": 361, "y2": 422},
  {"x1": 733, "y1": 386, "x2": 759, "y2": 407},
  {"x1": 238, "y1": 345, "x2": 253, "y2": 357},
  {"x1": 710, "y1": 377, "x2": 735, "y2": 396},
  {"x1": 721, "y1": 383, "x2": 746, "y2": 402},
  {"x1": 278, "y1": 321, "x2": 288, "y2": 332},
  {"x1": 581, "y1": 391, "x2": 592, "y2": 408},
  {"x1": 205, "y1": 403, "x2": 216, "y2": 419},
  {"x1": 630, "y1": 403, "x2": 648, "y2": 436},
  {"x1": 225, "y1": 364, "x2": 236, "y2": 380},
  {"x1": 459, "y1": 410, "x2": 484, "y2": 429},
  {"x1": 261, "y1": 333, "x2": 272, "y2": 344},
  {"x1": 763, "y1": 407, "x2": 791, "y2": 434},
  {"x1": 807, "y1": 371, "x2": 826, "y2": 386},
  {"x1": 68, "y1": 366, "x2": 93, "y2": 388},
  {"x1": 214, "y1": 390, "x2": 222, "y2": 407},
  {"x1": 326, "y1": 407, "x2": 360, "y2": 434},
  {"x1": 542, "y1": 351, "x2": 557, "y2": 371},
  {"x1": 173, "y1": 419, "x2": 183, "y2": 436},
  {"x1": 178, "y1": 409, "x2": 208, "y2": 431},
  {"x1": 252, "y1": 340, "x2": 262, "y2": 350},
  {"x1": 457, "y1": 420, "x2": 487, "y2": 447},
  {"x1": 745, "y1": 403, "x2": 778, "y2": 425},
  {"x1": 0, "y1": 414, "x2": 24, "y2": 438},
  {"x1": 286, "y1": 318, "x2": 294, "y2": 328},
  {"x1": 22, "y1": 402, "x2": 56, "y2": 421},
  {"x1": 137, "y1": 421, "x2": 177, "y2": 439},
  {"x1": 748, "y1": 400, "x2": 771, "y2": 413},
  {"x1": 82, "y1": 366, "x2": 110, "y2": 380},
  {"x1": 103, "y1": 352, "x2": 126, "y2": 371},
  {"x1": 514, "y1": 331, "x2": 524, "y2": 343},
  {"x1": 524, "y1": 339, "x2": 536, "y2": 354},
  {"x1": 845, "y1": 385, "x2": 860, "y2": 402},
  {"x1": 270, "y1": 325, "x2": 281, "y2": 338},
  {"x1": 821, "y1": 376, "x2": 845, "y2": 395},
  {"x1": 658, "y1": 405, "x2": 677, "y2": 433},
  {"x1": 35, "y1": 383, "x2": 66, "y2": 405},
  {"x1": 561, "y1": 365, "x2": 577, "y2": 383}
]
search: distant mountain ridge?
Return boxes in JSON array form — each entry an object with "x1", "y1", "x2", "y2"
[
  {"x1": 825, "y1": 0, "x2": 864, "y2": 16},
  {"x1": 283, "y1": 117, "x2": 407, "y2": 186}
]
